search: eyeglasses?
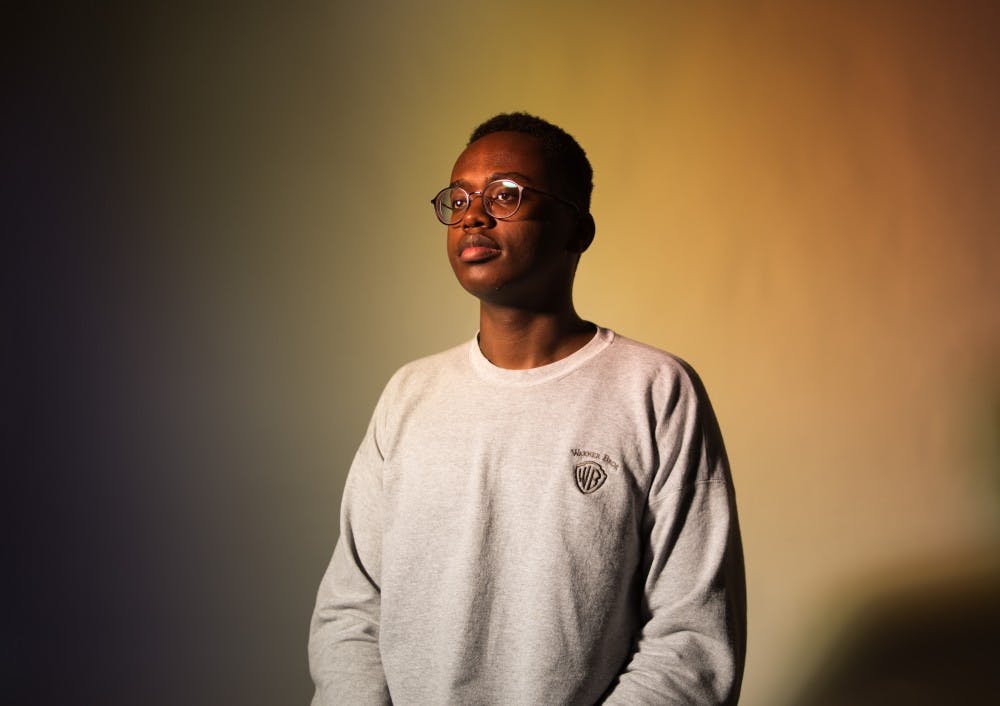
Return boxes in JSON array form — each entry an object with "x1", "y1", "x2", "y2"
[{"x1": 430, "y1": 179, "x2": 580, "y2": 225}]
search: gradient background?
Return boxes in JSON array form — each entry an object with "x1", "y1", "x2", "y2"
[{"x1": 10, "y1": 1, "x2": 1000, "y2": 704}]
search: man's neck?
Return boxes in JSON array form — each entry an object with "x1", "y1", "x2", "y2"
[{"x1": 476, "y1": 304, "x2": 596, "y2": 370}]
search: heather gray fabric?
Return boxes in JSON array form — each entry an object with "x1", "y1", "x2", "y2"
[{"x1": 309, "y1": 328, "x2": 746, "y2": 705}]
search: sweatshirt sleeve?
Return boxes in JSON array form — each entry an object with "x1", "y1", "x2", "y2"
[
  {"x1": 308, "y1": 408, "x2": 391, "y2": 706},
  {"x1": 603, "y1": 367, "x2": 747, "y2": 706}
]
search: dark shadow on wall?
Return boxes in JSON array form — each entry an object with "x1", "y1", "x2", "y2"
[
  {"x1": 787, "y1": 557, "x2": 1000, "y2": 706},
  {"x1": 787, "y1": 389, "x2": 1000, "y2": 706}
]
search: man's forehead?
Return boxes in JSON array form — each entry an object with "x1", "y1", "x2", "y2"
[
  {"x1": 450, "y1": 131, "x2": 552, "y2": 183},
  {"x1": 449, "y1": 171, "x2": 534, "y2": 188}
]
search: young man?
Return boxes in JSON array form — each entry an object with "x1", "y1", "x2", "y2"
[{"x1": 309, "y1": 113, "x2": 746, "y2": 705}]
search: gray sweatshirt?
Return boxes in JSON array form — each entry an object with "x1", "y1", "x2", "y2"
[{"x1": 309, "y1": 328, "x2": 746, "y2": 705}]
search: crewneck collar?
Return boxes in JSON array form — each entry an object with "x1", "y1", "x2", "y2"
[{"x1": 468, "y1": 326, "x2": 615, "y2": 387}]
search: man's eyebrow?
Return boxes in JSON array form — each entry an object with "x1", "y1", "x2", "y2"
[{"x1": 450, "y1": 172, "x2": 533, "y2": 188}]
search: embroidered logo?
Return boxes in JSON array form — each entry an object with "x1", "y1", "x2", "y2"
[{"x1": 574, "y1": 461, "x2": 607, "y2": 494}]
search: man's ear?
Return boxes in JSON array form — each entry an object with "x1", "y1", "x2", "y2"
[{"x1": 568, "y1": 213, "x2": 595, "y2": 254}]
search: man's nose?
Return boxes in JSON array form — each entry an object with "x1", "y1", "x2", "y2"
[{"x1": 462, "y1": 193, "x2": 493, "y2": 226}]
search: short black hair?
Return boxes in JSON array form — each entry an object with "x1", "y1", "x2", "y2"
[{"x1": 468, "y1": 112, "x2": 593, "y2": 213}]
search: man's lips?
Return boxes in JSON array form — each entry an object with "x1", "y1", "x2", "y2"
[{"x1": 457, "y1": 233, "x2": 501, "y2": 263}]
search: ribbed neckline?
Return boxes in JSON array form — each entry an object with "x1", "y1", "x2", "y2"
[{"x1": 467, "y1": 326, "x2": 615, "y2": 387}]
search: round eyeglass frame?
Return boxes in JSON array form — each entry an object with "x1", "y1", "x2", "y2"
[{"x1": 430, "y1": 179, "x2": 580, "y2": 226}]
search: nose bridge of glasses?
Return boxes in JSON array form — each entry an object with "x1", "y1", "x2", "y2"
[{"x1": 463, "y1": 188, "x2": 493, "y2": 219}]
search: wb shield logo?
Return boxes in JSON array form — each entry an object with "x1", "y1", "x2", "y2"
[{"x1": 574, "y1": 461, "x2": 607, "y2": 494}]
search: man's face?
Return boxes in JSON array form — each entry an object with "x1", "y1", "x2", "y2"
[{"x1": 445, "y1": 131, "x2": 585, "y2": 309}]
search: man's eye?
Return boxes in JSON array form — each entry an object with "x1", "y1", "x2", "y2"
[{"x1": 494, "y1": 189, "x2": 517, "y2": 203}]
